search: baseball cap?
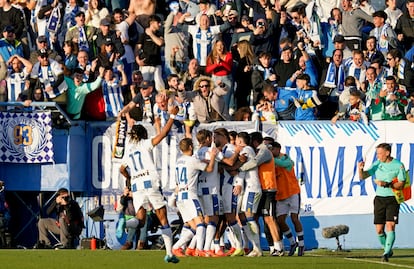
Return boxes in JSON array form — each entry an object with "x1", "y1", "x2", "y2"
[
  {"x1": 75, "y1": 11, "x2": 85, "y2": 17},
  {"x1": 3, "y1": 25, "x2": 15, "y2": 33},
  {"x1": 38, "y1": 48, "x2": 48, "y2": 58},
  {"x1": 100, "y1": 18, "x2": 111, "y2": 26},
  {"x1": 333, "y1": 35, "x2": 345, "y2": 43},
  {"x1": 139, "y1": 80, "x2": 154, "y2": 89},
  {"x1": 104, "y1": 37, "x2": 113, "y2": 45},
  {"x1": 37, "y1": 35, "x2": 47, "y2": 43},
  {"x1": 241, "y1": 15, "x2": 250, "y2": 21},
  {"x1": 228, "y1": 10, "x2": 238, "y2": 17}
]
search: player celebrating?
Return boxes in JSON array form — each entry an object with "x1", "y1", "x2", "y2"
[{"x1": 119, "y1": 105, "x2": 179, "y2": 263}]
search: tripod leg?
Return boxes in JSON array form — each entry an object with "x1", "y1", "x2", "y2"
[{"x1": 335, "y1": 236, "x2": 342, "y2": 251}]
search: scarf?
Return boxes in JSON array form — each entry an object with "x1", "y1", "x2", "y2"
[
  {"x1": 323, "y1": 62, "x2": 345, "y2": 92},
  {"x1": 346, "y1": 62, "x2": 366, "y2": 82},
  {"x1": 37, "y1": 64, "x2": 66, "y2": 99},
  {"x1": 374, "y1": 24, "x2": 390, "y2": 53}
]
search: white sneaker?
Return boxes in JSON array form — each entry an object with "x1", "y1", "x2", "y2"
[{"x1": 246, "y1": 249, "x2": 263, "y2": 257}]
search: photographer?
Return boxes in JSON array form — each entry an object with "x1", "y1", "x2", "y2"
[{"x1": 35, "y1": 188, "x2": 84, "y2": 249}]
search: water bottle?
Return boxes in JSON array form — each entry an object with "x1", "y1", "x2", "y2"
[{"x1": 91, "y1": 237, "x2": 97, "y2": 250}]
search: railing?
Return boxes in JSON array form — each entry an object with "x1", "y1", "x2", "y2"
[{"x1": 0, "y1": 102, "x2": 73, "y2": 128}]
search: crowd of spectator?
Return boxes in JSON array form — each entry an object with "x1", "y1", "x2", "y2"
[{"x1": 1, "y1": 0, "x2": 414, "y2": 128}]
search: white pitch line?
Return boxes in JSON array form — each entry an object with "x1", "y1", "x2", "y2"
[{"x1": 345, "y1": 257, "x2": 414, "y2": 269}]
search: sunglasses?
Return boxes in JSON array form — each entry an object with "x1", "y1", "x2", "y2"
[{"x1": 199, "y1": 84, "x2": 209, "y2": 88}]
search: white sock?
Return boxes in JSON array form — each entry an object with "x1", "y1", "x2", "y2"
[
  {"x1": 229, "y1": 223, "x2": 243, "y2": 249},
  {"x1": 188, "y1": 232, "x2": 197, "y2": 249},
  {"x1": 196, "y1": 223, "x2": 206, "y2": 251},
  {"x1": 275, "y1": 241, "x2": 284, "y2": 251},
  {"x1": 204, "y1": 222, "x2": 216, "y2": 251},
  {"x1": 173, "y1": 226, "x2": 194, "y2": 249},
  {"x1": 161, "y1": 226, "x2": 173, "y2": 256}
]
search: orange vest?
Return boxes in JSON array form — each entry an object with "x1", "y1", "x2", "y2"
[
  {"x1": 275, "y1": 164, "x2": 300, "y2": 201},
  {"x1": 258, "y1": 159, "x2": 277, "y2": 191}
]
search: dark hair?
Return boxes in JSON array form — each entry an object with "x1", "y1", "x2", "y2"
[
  {"x1": 370, "y1": 57, "x2": 383, "y2": 67},
  {"x1": 344, "y1": 76, "x2": 356, "y2": 87},
  {"x1": 388, "y1": 49, "x2": 402, "y2": 60},
  {"x1": 385, "y1": 75, "x2": 396, "y2": 82},
  {"x1": 271, "y1": 141, "x2": 281, "y2": 149},
  {"x1": 237, "y1": 131, "x2": 250, "y2": 145},
  {"x1": 229, "y1": 130, "x2": 237, "y2": 140},
  {"x1": 196, "y1": 129, "x2": 212, "y2": 145},
  {"x1": 167, "y1": 73, "x2": 179, "y2": 82},
  {"x1": 366, "y1": 36, "x2": 377, "y2": 43},
  {"x1": 249, "y1": 131, "x2": 263, "y2": 145},
  {"x1": 376, "y1": 143, "x2": 391, "y2": 153},
  {"x1": 149, "y1": 15, "x2": 161, "y2": 23},
  {"x1": 57, "y1": 188, "x2": 69, "y2": 195},
  {"x1": 214, "y1": 127, "x2": 230, "y2": 141},
  {"x1": 129, "y1": 124, "x2": 148, "y2": 142}
]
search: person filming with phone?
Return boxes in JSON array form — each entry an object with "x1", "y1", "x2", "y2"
[{"x1": 34, "y1": 188, "x2": 84, "y2": 249}]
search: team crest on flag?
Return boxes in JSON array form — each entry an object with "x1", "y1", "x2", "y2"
[{"x1": 0, "y1": 111, "x2": 54, "y2": 163}]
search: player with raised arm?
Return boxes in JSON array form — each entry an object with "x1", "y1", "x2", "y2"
[{"x1": 119, "y1": 105, "x2": 179, "y2": 263}]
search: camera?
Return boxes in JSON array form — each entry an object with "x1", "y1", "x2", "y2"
[
  {"x1": 137, "y1": 49, "x2": 145, "y2": 59},
  {"x1": 62, "y1": 195, "x2": 71, "y2": 202},
  {"x1": 257, "y1": 21, "x2": 265, "y2": 28}
]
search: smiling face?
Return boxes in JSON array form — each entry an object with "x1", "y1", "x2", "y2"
[{"x1": 198, "y1": 80, "x2": 210, "y2": 97}]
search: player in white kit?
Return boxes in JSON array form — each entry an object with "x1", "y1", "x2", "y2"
[
  {"x1": 233, "y1": 132, "x2": 263, "y2": 257},
  {"x1": 120, "y1": 106, "x2": 180, "y2": 263},
  {"x1": 172, "y1": 137, "x2": 218, "y2": 257},
  {"x1": 195, "y1": 129, "x2": 223, "y2": 257}
]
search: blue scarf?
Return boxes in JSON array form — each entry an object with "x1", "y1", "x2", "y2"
[{"x1": 323, "y1": 62, "x2": 345, "y2": 93}]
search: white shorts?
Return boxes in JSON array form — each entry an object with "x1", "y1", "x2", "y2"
[
  {"x1": 222, "y1": 182, "x2": 238, "y2": 214},
  {"x1": 240, "y1": 190, "x2": 261, "y2": 214},
  {"x1": 132, "y1": 188, "x2": 166, "y2": 211},
  {"x1": 200, "y1": 194, "x2": 223, "y2": 216},
  {"x1": 276, "y1": 193, "x2": 301, "y2": 217},
  {"x1": 176, "y1": 192, "x2": 204, "y2": 223}
]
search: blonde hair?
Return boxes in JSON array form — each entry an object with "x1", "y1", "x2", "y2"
[{"x1": 237, "y1": 40, "x2": 254, "y2": 66}]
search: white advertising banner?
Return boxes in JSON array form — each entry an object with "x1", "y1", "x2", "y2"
[{"x1": 277, "y1": 120, "x2": 414, "y2": 216}]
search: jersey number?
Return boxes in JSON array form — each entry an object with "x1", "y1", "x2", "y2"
[
  {"x1": 176, "y1": 167, "x2": 188, "y2": 185},
  {"x1": 129, "y1": 151, "x2": 144, "y2": 172}
]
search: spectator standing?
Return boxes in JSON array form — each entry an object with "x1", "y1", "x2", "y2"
[
  {"x1": 177, "y1": 76, "x2": 230, "y2": 123},
  {"x1": 0, "y1": 25, "x2": 24, "y2": 63},
  {"x1": 136, "y1": 14, "x2": 165, "y2": 91},
  {"x1": 379, "y1": 75, "x2": 407, "y2": 120},
  {"x1": 85, "y1": 0, "x2": 109, "y2": 29},
  {"x1": 178, "y1": 13, "x2": 231, "y2": 74},
  {"x1": 234, "y1": 40, "x2": 254, "y2": 109},
  {"x1": 369, "y1": 11, "x2": 400, "y2": 58},
  {"x1": 206, "y1": 40, "x2": 233, "y2": 109},
  {"x1": 64, "y1": 67, "x2": 104, "y2": 120},
  {"x1": 395, "y1": 0, "x2": 414, "y2": 52},
  {"x1": 65, "y1": 11, "x2": 98, "y2": 57},
  {"x1": 340, "y1": 0, "x2": 373, "y2": 51},
  {"x1": 6, "y1": 54, "x2": 32, "y2": 102},
  {"x1": 384, "y1": 0, "x2": 403, "y2": 29},
  {"x1": 30, "y1": 48, "x2": 67, "y2": 105},
  {"x1": 0, "y1": 0, "x2": 25, "y2": 42}
]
